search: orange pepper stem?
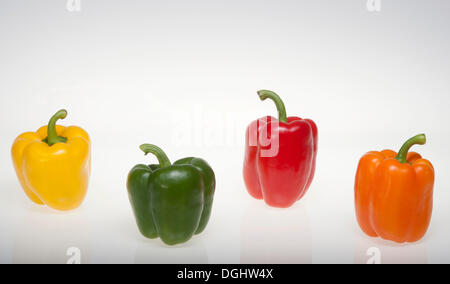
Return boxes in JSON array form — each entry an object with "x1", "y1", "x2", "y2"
[
  {"x1": 395, "y1": 134, "x2": 426, "y2": 164},
  {"x1": 43, "y1": 109, "x2": 68, "y2": 146}
]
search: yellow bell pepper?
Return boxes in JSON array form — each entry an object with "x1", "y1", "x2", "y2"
[{"x1": 11, "y1": 110, "x2": 91, "y2": 211}]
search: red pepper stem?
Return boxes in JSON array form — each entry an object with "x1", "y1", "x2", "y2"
[
  {"x1": 395, "y1": 134, "x2": 426, "y2": 164},
  {"x1": 257, "y1": 90, "x2": 288, "y2": 123},
  {"x1": 44, "y1": 109, "x2": 68, "y2": 146},
  {"x1": 140, "y1": 144, "x2": 172, "y2": 168}
]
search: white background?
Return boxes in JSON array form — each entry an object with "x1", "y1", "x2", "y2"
[{"x1": 0, "y1": 0, "x2": 449, "y2": 264}]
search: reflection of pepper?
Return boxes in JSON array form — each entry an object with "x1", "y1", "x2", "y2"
[
  {"x1": 11, "y1": 110, "x2": 91, "y2": 211},
  {"x1": 243, "y1": 90, "x2": 318, "y2": 208},
  {"x1": 127, "y1": 144, "x2": 215, "y2": 245},
  {"x1": 355, "y1": 134, "x2": 435, "y2": 243}
]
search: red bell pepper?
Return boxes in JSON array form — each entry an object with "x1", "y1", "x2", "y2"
[{"x1": 243, "y1": 90, "x2": 318, "y2": 208}]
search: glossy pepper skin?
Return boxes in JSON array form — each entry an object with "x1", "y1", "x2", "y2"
[
  {"x1": 11, "y1": 110, "x2": 91, "y2": 211},
  {"x1": 127, "y1": 144, "x2": 215, "y2": 246},
  {"x1": 355, "y1": 134, "x2": 435, "y2": 243},
  {"x1": 243, "y1": 90, "x2": 318, "y2": 208}
]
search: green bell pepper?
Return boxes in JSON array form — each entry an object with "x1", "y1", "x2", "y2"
[{"x1": 127, "y1": 144, "x2": 216, "y2": 246}]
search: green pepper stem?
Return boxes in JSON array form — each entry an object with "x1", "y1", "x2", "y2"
[
  {"x1": 44, "y1": 109, "x2": 68, "y2": 146},
  {"x1": 395, "y1": 134, "x2": 427, "y2": 164},
  {"x1": 257, "y1": 90, "x2": 288, "y2": 123},
  {"x1": 140, "y1": 144, "x2": 172, "y2": 168}
]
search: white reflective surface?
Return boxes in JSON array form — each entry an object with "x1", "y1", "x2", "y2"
[{"x1": 0, "y1": 0, "x2": 450, "y2": 264}]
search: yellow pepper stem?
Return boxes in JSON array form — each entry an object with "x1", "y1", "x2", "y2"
[{"x1": 43, "y1": 109, "x2": 68, "y2": 146}]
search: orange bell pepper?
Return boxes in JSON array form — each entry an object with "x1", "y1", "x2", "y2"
[{"x1": 355, "y1": 134, "x2": 434, "y2": 243}]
